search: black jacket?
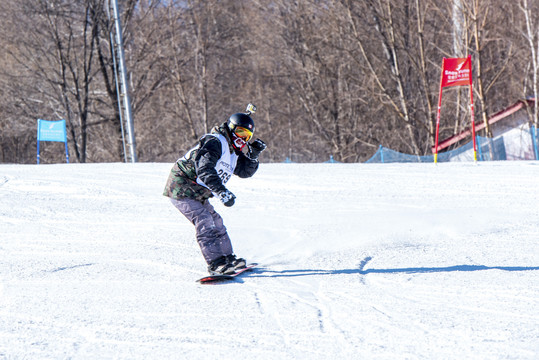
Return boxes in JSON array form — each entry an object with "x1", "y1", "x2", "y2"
[{"x1": 163, "y1": 123, "x2": 259, "y2": 202}]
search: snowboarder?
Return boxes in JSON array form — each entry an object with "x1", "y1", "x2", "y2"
[{"x1": 163, "y1": 105, "x2": 266, "y2": 275}]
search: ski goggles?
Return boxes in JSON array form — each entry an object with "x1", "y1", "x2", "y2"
[{"x1": 234, "y1": 126, "x2": 253, "y2": 142}]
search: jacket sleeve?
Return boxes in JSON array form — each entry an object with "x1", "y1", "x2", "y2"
[
  {"x1": 194, "y1": 136, "x2": 227, "y2": 194},
  {"x1": 234, "y1": 153, "x2": 259, "y2": 178}
]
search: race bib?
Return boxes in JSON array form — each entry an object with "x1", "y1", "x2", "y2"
[{"x1": 197, "y1": 134, "x2": 238, "y2": 187}]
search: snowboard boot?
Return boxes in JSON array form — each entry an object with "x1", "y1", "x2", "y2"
[
  {"x1": 226, "y1": 254, "x2": 247, "y2": 270},
  {"x1": 208, "y1": 256, "x2": 236, "y2": 275}
]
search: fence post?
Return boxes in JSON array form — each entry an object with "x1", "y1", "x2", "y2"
[
  {"x1": 532, "y1": 124, "x2": 539, "y2": 160},
  {"x1": 476, "y1": 136, "x2": 483, "y2": 161}
]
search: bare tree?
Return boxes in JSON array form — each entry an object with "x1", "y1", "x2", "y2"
[
  {"x1": 3, "y1": 0, "x2": 106, "y2": 162},
  {"x1": 0, "y1": 0, "x2": 536, "y2": 163},
  {"x1": 520, "y1": 0, "x2": 539, "y2": 130},
  {"x1": 459, "y1": 0, "x2": 516, "y2": 137},
  {"x1": 337, "y1": 0, "x2": 448, "y2": 155}
]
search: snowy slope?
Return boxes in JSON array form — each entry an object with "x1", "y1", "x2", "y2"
[{"x1": 0, "y1": 162, "x2": 538, "y2": 359}]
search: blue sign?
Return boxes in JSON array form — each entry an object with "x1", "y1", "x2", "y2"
[
  {"x1": 37, "y1": 119, "x2": 69, "y2": 164},
  {"x1": 37, "y1": 119, "x2": 67, "y2": 142}
]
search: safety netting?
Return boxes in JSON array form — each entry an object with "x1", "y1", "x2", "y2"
[{"x1": 365, "y1": 136, "x2": 510, "y2": 163}]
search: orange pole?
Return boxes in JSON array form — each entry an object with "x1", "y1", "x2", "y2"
[{"x1": 467, "y1": 56, "x2": 477, "y2": 162}]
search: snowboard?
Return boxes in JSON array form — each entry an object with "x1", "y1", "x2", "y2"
[{"x1": 196, "y1": 263, "x2": 257, "y2": 284}]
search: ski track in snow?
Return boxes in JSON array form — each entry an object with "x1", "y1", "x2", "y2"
[{"x1": 0, "y1": 162, "x2": 538, "y2": 359}]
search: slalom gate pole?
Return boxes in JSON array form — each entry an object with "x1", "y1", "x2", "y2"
[
  {"x1": 434, "y1": 100, "x2": 442, "y2": 164},
  {"x1": 469, "y1": 82, "x2": 478, "y2": 162},
  {"x1": 434, "y1": 60, "x2": 445, "y2": 164}
]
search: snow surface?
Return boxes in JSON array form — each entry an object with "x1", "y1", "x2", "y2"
[{"x1": 1, "y1": 161, "x2": 538, "y2": 359}]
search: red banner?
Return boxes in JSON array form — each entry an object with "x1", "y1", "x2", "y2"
[
  {"x1": 441, "y1": 56, "x2": 472, "y2": 88},
  {"x1": 434, "y1": 55, "x2": 476, "y2": 163}
]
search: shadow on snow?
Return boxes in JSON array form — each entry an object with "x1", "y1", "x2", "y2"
[{"x1": 251, "y1": 257, "x2": 539, "y2": 278}]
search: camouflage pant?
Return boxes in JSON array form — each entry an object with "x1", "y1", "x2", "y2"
[{"x1": 170, "y1": 197, "x2": 233, "y2": 264}]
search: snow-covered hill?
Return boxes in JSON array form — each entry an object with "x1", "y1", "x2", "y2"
[{"x1": 1, "y1": 162, "x2": 538, "y2": 359}]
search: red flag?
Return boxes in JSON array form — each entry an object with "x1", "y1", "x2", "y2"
[
  {"x1": 434, "y1": 55, "x2": 477, "y2": 163},
  {"x1": 441, "y1": 56, "x2": 472, "y2": 88}
]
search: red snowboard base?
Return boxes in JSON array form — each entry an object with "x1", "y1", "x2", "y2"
[{"x1": 196, "y1": 263, "x2": 257, "y2": 284}]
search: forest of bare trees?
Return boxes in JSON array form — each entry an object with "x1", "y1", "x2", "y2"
[{"x1": 1, "y1": 0, "x2": 538, "y2": 164}]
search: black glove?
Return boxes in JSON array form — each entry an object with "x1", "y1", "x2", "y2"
[
  {"x1": 217, "y1": 189, "x2": 236, "y2": 207},
  {"x1": 249, "y1": 138, "x2": 267, "y2": 160}
]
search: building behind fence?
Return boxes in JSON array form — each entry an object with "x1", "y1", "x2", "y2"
[{"x1": 366, "y1": 98, "x2": 538, "y2": 164}]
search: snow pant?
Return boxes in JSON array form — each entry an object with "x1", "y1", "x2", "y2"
[{"x1": 170, "y1": 197, "x2": 233, "y2": 264}]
